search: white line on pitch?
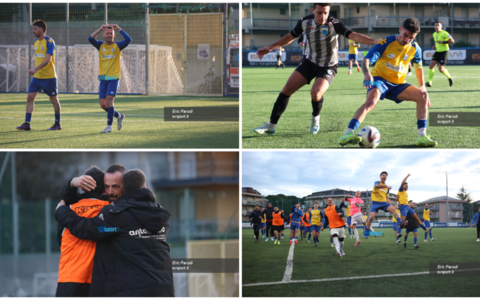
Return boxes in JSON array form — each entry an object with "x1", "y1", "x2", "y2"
[
  {"x1": 282, "y1": 242, "x2": 296, "y2": 282},
  {"x1": 0, "y1": 117, "x2": 237, "y2": 123}
]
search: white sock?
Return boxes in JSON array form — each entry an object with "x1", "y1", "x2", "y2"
[
  {"x1": 313, "y1": 115, "x2": 320, "y2": 122},
  {"x1": 106, "y1": 125, "x2": 112, "y2": 129},
  {"x1": 343, "y1": 128, "x2": 354, "y2": 136},
  {"x1": 353, "y1": 228, "x2": 360, "y2": 242},
  {"x1": 333, "y1": 237, "x2": 341, "y2": 253},
  {"x1": 418, "y1": 127, "x2": 426, "y2": 138},
  {"x1": 268, "y1": 123, "x2": 276, "y2": 130},
  {"x1": 340, "y1": 241, "x2": 344, "y2": 253}
]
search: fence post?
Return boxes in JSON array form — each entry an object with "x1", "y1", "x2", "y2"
[
  {"x1": 28, "y1": 3, "x2": 32, "y2": 83},
  {"x1": 66, "y1": 3, "x2": 69, "y2": 92},
  {"x1": 145, "y1": 3, "x2": 149, "y2": 95},
  {"x1": 45, "y1": 198, "x2": 51, "y2": 273}
]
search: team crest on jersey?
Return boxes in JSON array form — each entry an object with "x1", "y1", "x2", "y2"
[
  {"x1": 41, "y1": 46, "x2": 44, "y2": 51},
  {"x1": 404, "y1": 54, "x2": 409, "y2": 61},
  {"x1": 377, "y1": 38, "x2": 387, "y2": 45},
  {"x1": 387, "y1": 54, "x2": 395, "y2": 58},
  {"x1": 102, "y1": 48, "x2": 106, "y2": 52},
  {"x1": 327, "y1": 69, "x2": 333, "y2": 75},
  {"x1": 320, "y1": 25, "x2": 328, "y2": 35},
  {"x1": 34, "y1": 47, "x2": 37, "y2": 50},
  {"x1": 111, "y1": 48, "x2": 114, "y2": 52}
]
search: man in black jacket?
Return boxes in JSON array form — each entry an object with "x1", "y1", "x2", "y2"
[
  {"x1": 262, "y1": 203, "x2": 275, "y2": 242},
  {"x1": 248, "y1": 205, "x2": 263, "y2": 243},
  {"x1": 55, "y1": 169, "x2": 175, "y2": 297}
]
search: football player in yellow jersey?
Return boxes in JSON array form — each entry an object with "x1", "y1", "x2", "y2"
[
  {"x1": 347, "y1": 39, "x2": 361, "y2": 75},
  {"x1": 363, "y1": 171, "x2": 402, "y2": 239},
  {"x1": 89, "y1": 24, "x2": 131, "y2": 133},
  {"x1": 427, "y1": 21, "x2": 454, "y2": 87},
  {"x1": 423, "y1": 203, "x2": 436, "y2": 243},
  {"x1": 260, "y1": 208, "x2": 267, "y2": 239},
  {"x1": 310, "y1": 202, "x2": 324, "y2": 247},
  {"x1": 339, "y1": 18, "x2": 438, "y2": 148},
  {"x1": 397, "y1": 173, "x2": 431, "y2": 233},
  {"x1": 17, "y1": 20, "x2": 62, "y2": 131}
]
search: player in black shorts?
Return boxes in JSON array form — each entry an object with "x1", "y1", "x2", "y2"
[{"x1": 253, "y1": 3, "x2": 378, "y2": 136}]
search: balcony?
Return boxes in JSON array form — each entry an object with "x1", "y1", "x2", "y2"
[
  {"x1": 243, "y1": 18, "x2": 296, "y2": 30},
  {"x1": 452, "y1": 18, "x2": 480, "y2": 28},
  {"x1": 242, "y1": 200, "x2": 266, "y2": 206}
]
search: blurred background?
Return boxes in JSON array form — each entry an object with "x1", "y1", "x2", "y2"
[
  {"x1": 0, "y1": 3, "x2": 239, "y2": 96},
  {"x1": 0, "y1": 151, "x2": 239, "y2": 297}
]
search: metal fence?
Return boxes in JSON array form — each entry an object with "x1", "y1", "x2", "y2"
[{"x1": 0, "y1": 3, "x2": 238, "y2": 96}]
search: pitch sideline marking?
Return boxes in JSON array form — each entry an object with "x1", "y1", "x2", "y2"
[{"x1": 282, "y1": 241, "x2": 296, "y2": 282}]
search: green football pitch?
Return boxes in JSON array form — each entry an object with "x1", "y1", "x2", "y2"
[
  {"x1": 242, "y1": 65, "x2": 480, "y2": 149},
  {"x1": 0, "y1": 94, "x2": 238, "y2": 148},
  {"x1": 242, "y1": 228, "x2": 480, "y2": 297}
]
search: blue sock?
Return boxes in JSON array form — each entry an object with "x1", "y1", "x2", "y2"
[
  {"x1": 107, "y1": 107, "x2": 114, "y2": 126},
  {"x1": 25, "y1": 113, "x2": 32, "y2": 123},
  {"x1": 282, "y1": 233, "x2": 284, "y2": 237},
  {"x1": 55, "y1": 113, "x2": 60, "y2": 124},
  {"x1": 417, "y1": 119, "x2": 427, "y2": 129},
  {"x1": 425, "y1": 232, "x2": 427, "y2": 239},
  {"x1": 104, "y1": 108, "x2": 120, "y2": 118},
  {"x1": 348, "y1": 119, "x2": 360, "y2": 130},
  {"x1": 290, "y1": 237, "x2": 293, "y2": 241},
  {"x1": 308, "y1": 233, "x2": 311, "y2": 241},
  {"x1": 420, "y1": 224, "x2": 426, "y2": 230},
  {"x1": 414, "y1": 237, "x2": 417, "y2": 245},
  {"x1": 330, "y1": 238, "x2": 333, "y2": 243},
  {"x1": 348, "y1": 228, "x2": 351, "y2": 235},
  {"x1": 405, "y1": 236, "x2": 408, "y2": 242},
  {"x1": 429, "y1": 231, "x2": 433, "y2": 239}
]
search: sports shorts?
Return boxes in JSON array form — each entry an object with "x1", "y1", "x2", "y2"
[
  {"x1": 290, "y1": 222, "x2": 300, "y2": 231},
  {"x1": 311, "y1": 225, "x2": 321, "y2": 232},
  {"x1": 351, "y1": 213, "x2": 365, "y2": 225},
  {"x1": 295, "y1": 58, "x2": 337, "y2": 85},
  {"x1": 423, "y1": 220, "x2": 431, "y2": 228},
  {"x1": 28, "y1": 77, "x2": 58, "y2": 96},
  {"x1": 330, "y1": 227, "x2": 346, "y2": 238},
  {"x1": 304, "y1": 226, "x2": 311, "y2": 233},
  {"x1": 348, "y1": 54, "x2": 358, "y2": 61},
  {"x1": 393, "y1": 222, "x2": 399, "y2": 231},
  {"x1": 368, "y1": 76, "x2": 411, "y2": 103},
  {"x1": 99, "y1": 79, "x2": 119, "y2": 99},
  {"x1": 431, "y1": 51, "x2": 448, "y2": 66},
  {"x1": 261, "y1": 223, "x2": 266, "y2": 229},
  {"x1": 347, "y1": 216, "x2": 352, "y2": 225},
  {"x1": 399, "y1": 204, "x2": 415, "y2": 218},
  {"x1": 406, "y1": 227, "x2": 418, "y2": 233},
  {"x1": 273, "y1": 225, "x2": 284, "y2": 232},
  {"x1": 370, "y1": 201, "x2": 392, "y2": 213}
]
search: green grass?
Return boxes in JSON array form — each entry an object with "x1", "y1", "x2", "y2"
[
  {"x1": 0, "y1": 94, "x2": 238, "y2": 148},
  {"x1": 242, "y1": 66, "x2": 480, "y2": 148},
  {"x1": 242, "y1": 228, "x2": 480, "y2": 297}
]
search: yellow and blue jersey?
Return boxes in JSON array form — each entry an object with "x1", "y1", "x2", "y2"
[
  {"x1": 310, "y1": 209, "x2": 322, "y2": 226},
  {"x1": 365, "y1": 35, "x2": 422, "y2": 85},
  {"x1": 423, "y1": 207, "x2": 431, "y2": 221},
  {"x1": 34, "y1": 36, "x2": 56, "y2": 79},
  {"x1": 348, "y1": 39, "x2": 359, "y2": 54},
  {"x1": 397, "y1": 187, "x2": 409, "y2": 205},
  {"x1": 88, "y1": 30, "x2": 132, "y2": 81},
  {"x1": 260, "y1": 215, "x2": 266, "y2": 223},
  {"x1": 372, "y1": 181, "x2": 390, "y2": 202}
]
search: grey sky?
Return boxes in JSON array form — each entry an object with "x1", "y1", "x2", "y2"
[{"x1": 242, "y1": 151, "x2": 480, "y2": 202}]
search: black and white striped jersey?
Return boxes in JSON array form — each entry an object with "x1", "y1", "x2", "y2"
[{"x1": 290, "y1": 15, "x2": 352, "y2": 67}]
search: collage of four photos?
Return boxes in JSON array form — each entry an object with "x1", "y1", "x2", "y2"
[{"x1": 0, "y1": 1, "x2": 479, "y2": 298}]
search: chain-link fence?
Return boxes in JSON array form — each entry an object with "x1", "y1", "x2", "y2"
[{"x1": 0, "y1": 3, "x2": 237, "y2": 96}]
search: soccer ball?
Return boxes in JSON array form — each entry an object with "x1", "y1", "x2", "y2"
[{"x1": 358, "y1": 126, "x2": 380, "y2": 148}]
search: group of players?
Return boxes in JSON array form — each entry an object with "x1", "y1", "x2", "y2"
[
  {"x1": 253, "y1": 3, "x2": 456, "y2": 148},
  {"x1": 16, "y1": 20, "x2": 131, "y2": 133},
  {"x1": 249, "y1": 171, "x2": 436, "y2": 257}
]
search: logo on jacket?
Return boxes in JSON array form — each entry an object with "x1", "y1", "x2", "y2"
[
  {"x1": 129, "y1": 227, "x2": 166, "y2": 238},
  {"x1": 98, "y1": 226, "x2": 119, "y2": 233}
]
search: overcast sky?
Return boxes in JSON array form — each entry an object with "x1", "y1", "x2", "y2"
[{"x1": 242, "y1": 151, "x2": 480, "y2": 202}]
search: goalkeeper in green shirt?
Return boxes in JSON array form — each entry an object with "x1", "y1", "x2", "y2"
[{"x1": 427, "y1": 21, "x2": 454, "y2": 87}]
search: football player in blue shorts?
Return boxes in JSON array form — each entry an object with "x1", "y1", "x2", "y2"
[
  {"x1": 17, "y1": 20, "x2": 61, "y2": 131},
  {"x1": 89, "y1": 24, "x2": 131, "y2": 133},
  {"x1": 404, "y1": 201, "x2": 421, "y2": 249},
  {"x1": 289, "y1": 203, "x2": 303, "y2": 245},
  {"x1": 363, "y1": 171, "x2": 402, "y2": 239},
  {"x1": 339, "y1": 18, "x2": 437, "y2": 147},
  {"x1": 423, "y1": 203, "x2": 436, "y2": 243},
  {"x1": 310, "y1": 203, "x2": 323, "y2": 247},
  {"x1": 397, "y1": 173, "x2": 431, "y2": 234},
  {"x1": 340, "y1": 197, "x2": 353, "y2": 239}
]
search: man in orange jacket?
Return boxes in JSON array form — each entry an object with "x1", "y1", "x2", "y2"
[{"x1": 55, "y1": 165, "x2": 109, "y2": 296}]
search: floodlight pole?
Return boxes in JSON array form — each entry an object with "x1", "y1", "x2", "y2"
[
  {"x1": 250, "y1": 3, "x2": 253, "y2": 49},
  {"x1": 66, "y1": 3, "x2": 69, "y2": 92},
  {"x1": 104, "y1": 3, "x2": 108, "y2": 24},
  {"x1": 445, "y1": 171, "x2": 449, "y2": 222}
]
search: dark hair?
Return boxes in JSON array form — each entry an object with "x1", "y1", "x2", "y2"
[
  {"x1": 122, "y1": 169, "x2": 146, "y2": 194},
  {"x1": 255, "y1": 204, "x2": 259, "y2": 207},
  {"x1": 106, "y1": 164, "x2": 126, "y2": 174},
  {"x1": 380, "y1": 171, "x2": 388, "y2": 176},
  {"x1": 83, "y1": 165, "x2": 105, "y2": 199},
  {"x1": 435, "y1": 20, "x2": 442, "y2": 26},
  {"x1": 403, "y1": 18, "x2": 421, "y2": 34},
  {"x1": 32, "y1": 20, "x2": 47, "y2": 33},
  {"x1": 313, "y1": 3, "x2": 332, "y2": 9},
  {"x1": 408, "y1": 200, "x2": 413, "y2": 203},
  {"x1": 404, "y1": 182, "x2": 408, "y2": 185},
  {"x1": 106, "y1": 26, "x2": 113, "y2": 29},
  {"x1": 314, "y1": 202, "x2": 318, "y2": 205}
]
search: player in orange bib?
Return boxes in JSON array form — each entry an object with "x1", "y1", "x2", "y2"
[
  {"x1": 56, "y1": 166, "x2": 108, "y2": 296},
  {"x1": 272, "y1": 207, "x2": 287, "y2": 245},
  {"x1": 321, "y1": 198, "x2": 347, "y2": 257}
]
